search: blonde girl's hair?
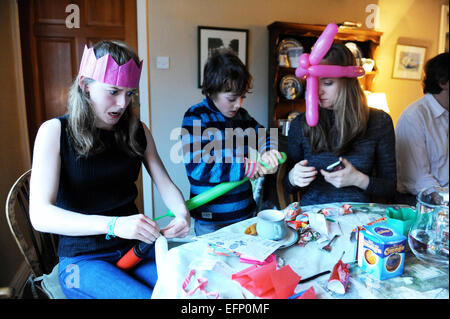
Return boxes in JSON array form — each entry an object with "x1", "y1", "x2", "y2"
[
  {"x1": 66, "y1": 40, "x2": 145, "y2": 158},
  {"x1": 302, "y1": 43, "x2": 370, "y2": 155}
]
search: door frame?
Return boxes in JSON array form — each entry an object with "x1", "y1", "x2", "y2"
[
  {"x1": 136, "y1": 0, "x2": 154, "y2": 218},
  {"x1": 10, "y1": 0, "x2": 31, "y2": 167}
]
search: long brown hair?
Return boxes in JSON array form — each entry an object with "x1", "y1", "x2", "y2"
[
  {"x1": 66, "y1": 40, "x2": 145, "y2": 157},
  {"x1": 301, "y1": 43, "x2": 369, "y2": 155}
]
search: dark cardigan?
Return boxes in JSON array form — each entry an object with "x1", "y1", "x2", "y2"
[{"x1": 283, "y1": 108, "x2": 397, "y2": 206}]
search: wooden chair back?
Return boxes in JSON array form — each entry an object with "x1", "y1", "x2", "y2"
[
  {"x1": 276, "y1": 162, "x2": 301, "y2": 209},
  {"x1": 5, "y1": 170, "x2": 59, "y2": 277}
]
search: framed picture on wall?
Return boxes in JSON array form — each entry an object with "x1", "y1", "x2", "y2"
[
  {"x1": 392, "y1": 44, "x2": 426, "y2": 80},
  {"x1": 198, "y1": 26, "x2": 249, "y2": 88},
  {"x1": 439, "y1": 4, "x2": 449, "y2": 53}
]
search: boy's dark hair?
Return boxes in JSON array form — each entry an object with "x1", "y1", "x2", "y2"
[
  {"x1": 201, "y1": 49, "x2": 252, "y2": 98},
  {"x1": 423, "y1": 52, "x2": 449, "y2": 94}
]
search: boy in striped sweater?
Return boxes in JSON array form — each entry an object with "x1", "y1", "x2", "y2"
[{"x1": 182, "y1": 49, "x2": 281, "y2": 235}]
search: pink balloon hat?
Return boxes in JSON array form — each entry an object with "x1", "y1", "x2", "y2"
[
  {"x1": 78, "y1": 45, "x2": 143, "y2": 89},
  {"x1": 295, "y1": 23, "x2": 365, "y2": 127}
]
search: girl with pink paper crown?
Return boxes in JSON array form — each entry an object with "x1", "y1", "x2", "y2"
[
  {"x1": 283, "y1": 24, "x2": 396, "y2": 205},
  {"x1": 29, "y1": 40, "x2": 191, "y2": 298}
]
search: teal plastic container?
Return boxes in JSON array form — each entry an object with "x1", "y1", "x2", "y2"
[{"x1": 386, "y1": 207, "x2": 417, "y2": 236}]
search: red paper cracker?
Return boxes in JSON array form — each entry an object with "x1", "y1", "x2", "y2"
[
  {"x1": 232, "y1": 261, "x2": 301, "y2": 299},
  {"x1": 327, "y1": 259, "x2": 350, "y2": 294}
]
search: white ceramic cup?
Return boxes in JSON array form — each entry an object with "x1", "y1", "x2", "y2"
[{"x1": 256, "y1": 209, "x2": 287, "y2": 241}]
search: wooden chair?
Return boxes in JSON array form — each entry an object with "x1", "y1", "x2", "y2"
[
  {"x1": 5, "y1": 169, "x2": 65, "y2": 299},
  {"x1": 275, "y1": 161, "x2": 301, "y2": 209}
]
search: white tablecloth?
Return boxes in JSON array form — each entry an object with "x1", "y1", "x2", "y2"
[{"x1": 152, "y1": 202, "x2": 407, "y2": 299}]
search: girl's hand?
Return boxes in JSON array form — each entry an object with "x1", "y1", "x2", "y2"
[
  {"x1": 161, "y1": 216, "x2": 191, "y2": 238},
  {"x1": 288, "y1": 159, "x2": 317, "y2": 187},
  {"x1": 113, "y1": 214, "x2": 161, "y2": 244},
  {"x1": 320, "y1": 157, "x2": 369, "y2": 190}
]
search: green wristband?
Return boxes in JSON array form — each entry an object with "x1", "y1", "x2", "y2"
[{"x1": 105, "y1": 216, "x2": 118, "y2": 240}]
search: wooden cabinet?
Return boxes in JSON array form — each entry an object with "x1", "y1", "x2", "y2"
[{"x1": 267, "y1": 22, "x2": 383, "y2": 131}]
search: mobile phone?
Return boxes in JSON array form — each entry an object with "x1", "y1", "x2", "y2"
[{"x1": 325, "y1": 160, "x2": 345, "y2": 172}]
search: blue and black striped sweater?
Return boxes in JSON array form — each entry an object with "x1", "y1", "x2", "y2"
[{"x1": 181, "y1": 98, "x2": 276, "y2": 223}]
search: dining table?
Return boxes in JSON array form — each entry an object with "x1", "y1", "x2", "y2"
[{"x1": 152, "y1": 202, "x2": 449, "y2": 299}]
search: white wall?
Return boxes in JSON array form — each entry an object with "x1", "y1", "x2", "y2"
[{"x1": 373, "y1": 0, "x2": 449, "y2": 125}]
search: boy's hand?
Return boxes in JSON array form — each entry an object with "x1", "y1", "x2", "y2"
[
  {"x1": 259, "y1": 150, "x2": 282, "y2": 174},
  {"x1": 161, "y1": 216, "x2": 191, "y2": 238}
]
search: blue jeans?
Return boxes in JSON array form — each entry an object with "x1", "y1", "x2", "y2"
[{"x1": 58, "y1": 244, "x2": 157, "y2": 299}]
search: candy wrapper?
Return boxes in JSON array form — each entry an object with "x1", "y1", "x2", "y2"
[
  {"x1": 318, "y1": 204, "x2": 352, "y2": 217},
  {"x1": 286, "y1": 220, "x2": 308, "y2": 230},
  {"x1": 319, "y1": 208, "x2": 332, "y2": 216},
  {"x1": 297, "y1": 228, "x2": 321, "y2": 247},
  {"x1": 342, "y1": 204, "x2": 353, "y2": 215},
  {"x1": 327, "y1": 259, "x2": 350, "y2": 294},
  {"x1": 284, "y1": 202, "x2": 302, "y2": 221}
]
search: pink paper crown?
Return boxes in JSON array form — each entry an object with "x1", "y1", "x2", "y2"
[{"x1": 78, "y1": 45, "x2": 143, "y2": 88}]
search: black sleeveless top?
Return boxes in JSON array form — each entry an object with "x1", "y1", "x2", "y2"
[{"x1": 56, "y1": 116, "x2": 146, "y2": 257}]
